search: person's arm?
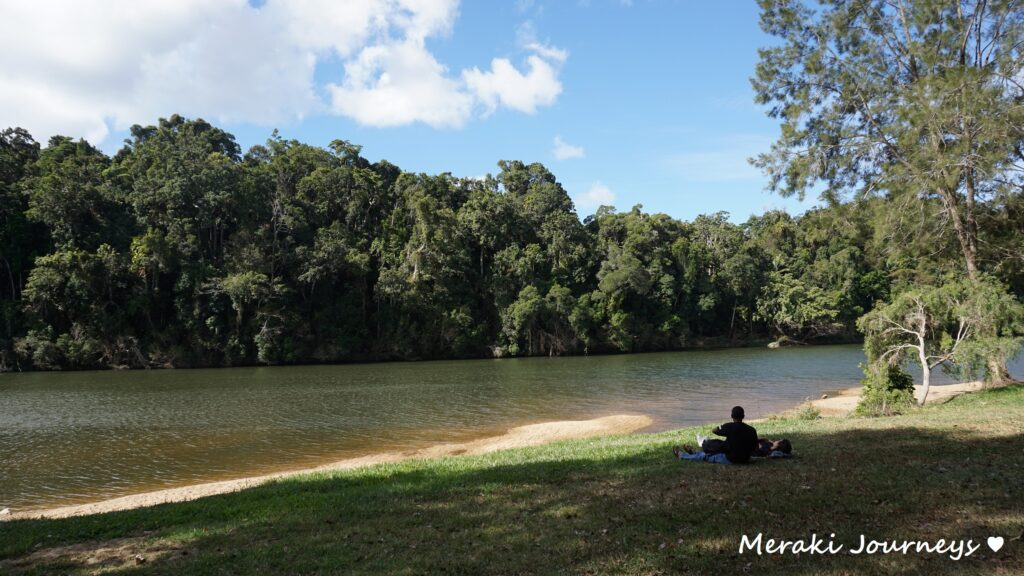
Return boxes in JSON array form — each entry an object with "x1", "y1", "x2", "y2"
[{"x1": 712, "y1": 423, "x2": 727, "y2": 437}]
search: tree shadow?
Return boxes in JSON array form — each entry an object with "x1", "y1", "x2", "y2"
[{"x1": 2, "y1": 422, "x2": 1022, "y2": 575}]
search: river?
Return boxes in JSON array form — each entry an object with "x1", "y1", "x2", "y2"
[{"x1": 2, "y1": 344, "x2": 1021, "y2": 512}]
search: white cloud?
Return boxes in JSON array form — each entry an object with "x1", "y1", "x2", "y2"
[
  {"x1": 0, "y1": 0, "x2": 566, "y2": 143},
  {"x1": 328, "y1": 40, "x2": 474, "y2": 128},
  {"x1": 525, "y1": 43, "x2": 568, "y2": 63},
  {"x1": 463, "y1": 47, "x2": 564, "y2": 115},
  {"x1": 574, "y1": 181, "x2": 615, "y2": 210},
  {"x1": 552, "y1": 136, "x2": 584, "y2": 160}
]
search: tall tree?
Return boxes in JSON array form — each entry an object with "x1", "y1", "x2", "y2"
[{"x1": 753, "y1": 0, "x2": 1024, "y2": 381}]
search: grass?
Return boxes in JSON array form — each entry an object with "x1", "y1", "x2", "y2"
[{"x1": 2, "y1": 386, "x2": 1023, "y2": 575}]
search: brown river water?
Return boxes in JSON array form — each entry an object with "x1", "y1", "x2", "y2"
[{"x1": 2, "y1": 344, "x2": 1020, "y2": 512}]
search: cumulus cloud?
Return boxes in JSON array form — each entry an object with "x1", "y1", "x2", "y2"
[
  {"x1": 0, "y1": 0, "x2": 567, "y2": 143},
  {"x1": 328, "y1": 40, "x2": 474, "y2": 128},
  {"x1": 552, "y1": 136, "x2": 584, "y2": 160},
  {"x1": 574, "y1": 181, "x2": 615, "y2": 211},
  {"x1": 463, "y1": 46, "x2": 564, "y2": 115}
]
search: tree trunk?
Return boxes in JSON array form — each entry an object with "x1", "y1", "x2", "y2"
[
  {"x1": 1, "y1": 256, "x2": 15, "y2": 339},
  {"x1": 986, "y1": 357, "x2": 1011, "y2": 386},
  {"x1": 917, "y1": 323, "x2": 930, "y2": 406},
  {"x1": 729, "y1": 299, "x2": 737, "y2": 340},
  {"x1": 940, "y1": 188, "x2": 979, "y2": 279},
  {"x1": 918, "y1": 362, "x2": 931, "y2": 406}
]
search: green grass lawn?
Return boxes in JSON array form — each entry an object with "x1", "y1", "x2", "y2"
[{"x1": 2, "y1": 385, "x2": 1023, "y2": 575}]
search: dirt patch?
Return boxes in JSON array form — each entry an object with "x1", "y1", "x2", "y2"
[{"x1": 0, "y1": 535, "x2": 187, "y2": 575}]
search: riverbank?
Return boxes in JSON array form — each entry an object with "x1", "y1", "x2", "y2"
[
  {"x1": 2, "y1": 414, "x2": 652, "y2": 521},
  {"x1": 1, "y1": 337, "x2": 862, "y2": 373},
  {"x1": 1, "y1": 380, "x2": 992, "y2": 521},
  {"x1": 2, "y1": 384, "x2": 1021, "y2": 575},
  {"x1": 805, "y1": 381, "x2": 988, "y2": 416}
]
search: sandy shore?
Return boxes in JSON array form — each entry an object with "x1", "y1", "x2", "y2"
[
  {"x1": 807, "y1": 381, "x2": 986, "y2": 416},
  {"x1": 3, "y1": 414, "x2": 652, "y2": 521}
]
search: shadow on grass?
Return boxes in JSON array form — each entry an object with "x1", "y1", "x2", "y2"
[{"x1": 2, "y1": 423, "x2": 1022, "y2": 575}]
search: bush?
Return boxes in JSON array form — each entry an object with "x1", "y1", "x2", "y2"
[
  {"x1": 855, "y1": 362, "x2": 915, "y2": 416},
  {"x1": 794, "y1": 404, "x2": 821, "y2": 420},
  {"x1": 14, "y1": 327, "x2": 62, "y2": 370}
]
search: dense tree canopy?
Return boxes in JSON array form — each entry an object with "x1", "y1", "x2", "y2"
[{"x1": 0, "y1": 112, "x2": 1020, "y2": 371}]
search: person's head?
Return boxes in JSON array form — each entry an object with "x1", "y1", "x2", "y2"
[
  {"x1": 731, "y1": 406, "x2": 745, "y2": 421},
  {"x1": 771, "y1": 439, "x2": 792, "y2": 454}
]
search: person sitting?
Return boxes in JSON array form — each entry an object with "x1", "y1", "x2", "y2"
[{"x1": 672, "y1": 406, "x2": 758, "y2": 464}]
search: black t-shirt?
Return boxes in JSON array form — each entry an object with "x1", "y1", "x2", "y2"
[{"x1": 716, "y1": 421, "x2": 758, "y2": 464}]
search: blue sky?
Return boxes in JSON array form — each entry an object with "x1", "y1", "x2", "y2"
[{"x1": 0, "y1": 0, "x2": 820, "y2": 222}]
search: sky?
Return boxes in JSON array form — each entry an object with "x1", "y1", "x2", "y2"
[{"x1": 0, "y1": 0, "x2": 820, "y2": 222}]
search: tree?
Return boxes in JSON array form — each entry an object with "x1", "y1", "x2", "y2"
[
  {"x1": 756, "y1": 262, "x2": 843, "y2": 342},
  {"x1": 23, "y1": 136, "x2": 125, "y2": 251},
  {"x1": 8, "y1": 114, "x2": 1005, "y2": 370},
  {"x1": 0, "y1": 128, "x2": 40, "y2": 367},
  {"x1": 754, "y1": 0, "x2": 1024, "y2": 381},
  {"x1": 20, "y1": 244, "x2": 142, "y2": 368},
  {"x1": 118, "y1": 116, "x2": 245, "y2": 364},
  {"x1": 858, "y1": 276, "x2": 1024, "y2": 405}
]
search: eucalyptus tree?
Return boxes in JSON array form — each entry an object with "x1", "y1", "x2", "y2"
[{"x1": 754, "y1": 0, "x2": 1024, "y2": 381}]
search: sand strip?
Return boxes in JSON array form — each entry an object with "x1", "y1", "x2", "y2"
[
  {"x1": 807, "y1": 381, "x2": 987, "y2": 416},
  {"x1": 3, "y1": 414, "x2": 652, "y2": 521}
]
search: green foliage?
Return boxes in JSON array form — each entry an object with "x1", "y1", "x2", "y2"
[
  {"x1": 0, "y1": 113, "x2": 1021, "y2": 370},
  {"x1": 856, "y1": 363, "x2": 916, "y2": 417},
  {"x1": 754, "y1": 0, "x2": 1024, "y2": 376},
  {"x1": 793, "y1": 404, "x2": 820, "y2": 420},
  {"x1": 13, "y1": 327, "x2": 60, "y2": 370},
  {"x1": 948, "y1": 276, "x2": 1024, "y2": 383},
  {"x1": 755, "y1": 263, "x2": 842, "y2": 341},
  {"x1": 858, "y1": 275, "x2": 1024, "y2": 403}
]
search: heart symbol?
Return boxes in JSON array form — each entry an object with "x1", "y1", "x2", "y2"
[{"x1": 987, "y1": 536, "x2": 1004, "y2": 552}]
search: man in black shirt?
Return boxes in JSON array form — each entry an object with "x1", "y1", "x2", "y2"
[{"x1": 672, "y1": 406, "x2": 758, "y2": 464}]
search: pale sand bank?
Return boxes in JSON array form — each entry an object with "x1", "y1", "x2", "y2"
[
  {"x1": 807, "y1": 381, "x2": 986, "y2": 416},
  {"x1": 4, "y1": 414, "x2": 652, "y2": 521}
]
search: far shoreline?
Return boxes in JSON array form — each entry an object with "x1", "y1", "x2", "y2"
[{"x1": 0, "y1": 338, "x2": 863, "y2": 375}]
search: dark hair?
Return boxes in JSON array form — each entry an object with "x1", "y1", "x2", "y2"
[
  {"x1": 775, "y1": 439, "x2": 792, "y2": 454},
  {"x1": 731, "y1": 406, "x2": 745, "y2": 420}
]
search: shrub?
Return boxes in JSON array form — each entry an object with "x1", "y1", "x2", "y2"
[
  {"x1": 14, "y1": 327, "x2": 62, "y2": 370},
  {"x1": 794, "y1": 404, "x2": 821, "y2": 420},
  {"x1": 855, "y1": 362, "x2": 915, "y2": 416}
]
